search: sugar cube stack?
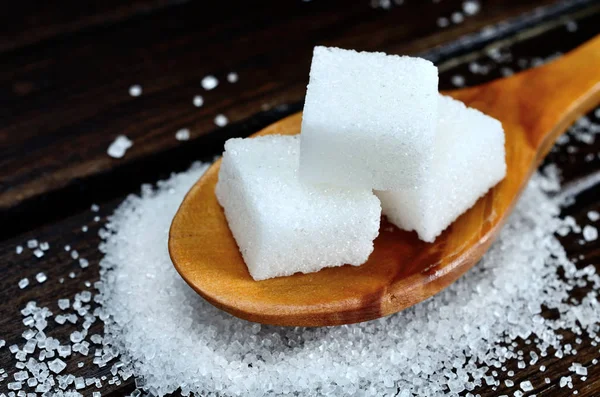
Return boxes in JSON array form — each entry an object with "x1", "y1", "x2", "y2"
[
  {"x1": 215, "y1": 135, "x2": 381, "y2": 281},
  {"x1": 376, "y1": 95, "x2": 506, "y2": 242},
  {"x1": 299, "y1": 46, "x2": 439, "y2": 190},
  {"x1": 216, "y1": 46, "x2": 506, "y2": 280}
]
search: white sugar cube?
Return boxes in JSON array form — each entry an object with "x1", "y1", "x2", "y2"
[
  {"x1": 376, "y1": 95, "x2": 506, "y2": 242},
  {"x1": 300, "y1": 46, "x2": 439, "y2": 190},
  {"x1": 216, "y1": 135, "x2": 381, "y2": 280}
]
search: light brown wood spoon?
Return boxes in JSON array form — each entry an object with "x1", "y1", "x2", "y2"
[{"x1": 169, "y1": 35, "x2": 600, "y2": 327}]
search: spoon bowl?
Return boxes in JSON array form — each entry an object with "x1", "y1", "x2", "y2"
[{"x1": 169, "y1": 35, "x2": 600, "y2": 326}]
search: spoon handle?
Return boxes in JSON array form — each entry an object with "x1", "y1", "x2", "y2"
[
  {"x1": 522, "y1": 34, "x2": 600, "y2": 159},
  {"x1": 450, "y1": 34, "x2": 600, "y2": 164}
]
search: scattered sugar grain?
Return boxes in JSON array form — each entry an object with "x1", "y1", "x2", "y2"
[
  {"x1": 175, "y1": 128, "x2": 190, "y2": 141},
  {"x1": 227, "y1": 72, "x2": 238, "y2": 83},
  {"x1": 192, "y1": 95, "x2": 204, "y2": 107},
  {"x1": 82, "y1": 226, "x2": 88, "y2": 232},
  {"x1": 48, "y1": 359, "x2": 66, "y2": 374},
  {"x1": 33, "y1": 249, "x2": 43, "y2": 258},
  {"x1": 18, "y1": 279, "x2": 29, "y2": 289},
  {"x1": 13, "y1": 371, "x2": 28, "y2": 382},
  {"x1": 520, "y1": 380, "x2": 533, "y2": 392},
  {"x1": 91, "y1": 204, "x2": 99, "y2": 212},
  {"x1": 214, "y1": 114, "x2": 228, "y2": 127},
  {"x1": 451, "y1": 74, "x2": 465, "y2": 87},
  {"x1": 22, "y1": 341, "x2": 35, "y2": 354},
  {"x1": 35, "y1": 273, "x2": 47, "y2": 284},
  {"x1": 57, "y1": 299, "x2": 70, "y2": 310},
  {"x1": 566, "y1": 20, "x2": 578, "y2": 32},
  {"x1": 74, "y1": 377, "x2": 85, "y2": 389},
  {"x1": 26, "y1": 240, "x2": 37, "y2": 249},
  {"x1": 64, "y1": 245, "x2": 70, "y2": 252},
  {"x1": 79, "y1": 258, "x2": 89, "y2": 268},
  {"x1": 462, "y1": 0, "x2": 480, "y2": 15},
  {"x1": 201, "y1": 75, "x2": 218, "y2": 90},
  {"x1": 7, "y1": 382, "x2": 21, "y2": 391},
  {"x1": 451, "y1": 11, "x2": 464, "y2": 24},
  {"x1": 15, "y1": 245, "x2": 23, "y2": 254},
  {"x1": 107, "y1": 136, "x2": 133, "y2": 159},
  {"x1": 582, "y1": 225, "x2": 598, "y2": 241},
  {"x1": 128, "y1": 85, "x2": 142, "y2": 97},
  {"x1": 39, "y1": 242, "x2": 49, "y2": 251},
  {"x1": 437, "y1": 17, "x2": 449, "y2": 28}
]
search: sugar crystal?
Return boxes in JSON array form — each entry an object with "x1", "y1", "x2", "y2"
[
  {"x1": 57, "y1": 299, "x2": 70, "y2": 310},
  {"x1": 214, "y1": 114, "x2": 228, "y2": 127},
  {"x1": 74, "y1": 377, "x2": 85, "y2": 389},
  {"x1": 520, "y1": 380, "x2": 533, "y2": 391},
  {"x1": 586, "y1": 211, "x2": 598, "y2": 224},
  {"x1": 462, "y1": 0, "x2": 481, "y2": 15},
  {"x1": 201, "y1": 75, "x2": 218, "y2": 90},
  {"x1": 48, "y1": 358, "x2": 66, "y2": 374},
  {"x1": 18, "y1": 279, "x2": 29, "y2": 289},
  {"x1": 582, "y1": 225, "x2": 598, "y2": 241},
  {"x1": 35, "y1": 273, "x2": 47, "y2": 284},
  {"x1": 175, "y1": 128, "x2": 190, "y2": 141},
  {"x1": 192, "y1": 95, "x2": 204, "y2": 107},
  {"x1": 128, "y1": 85, "x2": 142, "y2": 97},
  {"x1": 107, "y1": 136, "x2": 133, "y2": 159},
  {"x1": 227, "y1": 72, "x2": 238, "y2": 83}
]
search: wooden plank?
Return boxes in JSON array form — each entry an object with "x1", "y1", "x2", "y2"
[
  {"x1": 0, "y1": 0, "x2": 184, "y2": 53},
  {"x1": 1, "y1": 0, "x2": 591, "y2": 232},
  {"x1": 1, "y1": 2, "x2": 599, "y2": 396}
]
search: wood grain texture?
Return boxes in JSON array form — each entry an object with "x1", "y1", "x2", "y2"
[
  {"x1": 169, "y1": 35, "x2": 600, "y2": 327},
  {"x1": 1, "y1": 0, "x2": 591, "y2": 231},
  {"x1": 2, "y1": 2, "x2": 600, "y2": 396},
  {"x1": 0, "y1": 0, "x2": 182, "y2": 53}
]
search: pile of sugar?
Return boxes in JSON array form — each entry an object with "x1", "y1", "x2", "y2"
[{"x1": 97, "y1": 162, "x2": 600, "y2": 396}]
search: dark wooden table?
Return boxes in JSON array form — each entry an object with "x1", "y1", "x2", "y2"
[{"x1": 1, "y1": 1, "x2": 599, "y2": 396}]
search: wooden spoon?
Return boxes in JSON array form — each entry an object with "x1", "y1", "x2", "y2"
[{"x1": 169, "y1": 35, "x2": 600, "y2": 327}]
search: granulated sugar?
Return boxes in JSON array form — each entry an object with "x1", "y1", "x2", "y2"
[
  {"x1": 97, "y1": 161, "x2": 600, "y2": 396},
  {"x1": 107, "y1": 136, "x2": 133, "y2": 159}
]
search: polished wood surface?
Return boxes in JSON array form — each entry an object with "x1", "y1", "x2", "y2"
[
  {"x1": 169, "y1": 35, "x2": 600, "y2": 327},
  {"x1": 3, "y1": 2, "x2": 600, "y2": 395}
]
